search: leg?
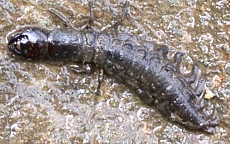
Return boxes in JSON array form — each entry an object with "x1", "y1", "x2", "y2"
[
  {"x1": 80, "y1": 0, "x2": 100, "y2": 31},
  {"x1": 49, "y1": 1, "x2": 96, "y2": 31},
  {"x1": 112, "y1": 1, "x2": 130, "y2": 30},
  {"x1": 87, "y1": 0, "x2": 94, "y2": 28},
  {"x1": 49, "y1": 8, "x2": 81, "y2": 31},
  {"x1": 70, "y1": 63, "x2": 93, "y2": 74},
  {"x1": 95, "y1": 68, "x2": 104, "y2": 95},
  {"x1": 101, "y1": 1, "x2": 130, "y2": 33},
  {"x1": 71, "y1": 63, "x2": 104, "y2": 95}
]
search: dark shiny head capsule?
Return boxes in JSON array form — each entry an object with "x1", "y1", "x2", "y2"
[{"x1": 8, "y1": 28, "x2": 48, "y2": 60}]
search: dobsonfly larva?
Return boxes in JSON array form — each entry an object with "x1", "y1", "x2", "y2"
[{"x1": 7, "y1": 1, "x2": 219, "y2": 133}]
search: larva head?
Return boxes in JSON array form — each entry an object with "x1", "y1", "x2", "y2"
[{"x1": 8, "y1": 28, "x2": 48, "y2": 60}]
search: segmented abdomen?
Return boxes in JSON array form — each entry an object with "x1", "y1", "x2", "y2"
[{"x1": 93, "y1": 32, "x2": 219, "y2": 133}]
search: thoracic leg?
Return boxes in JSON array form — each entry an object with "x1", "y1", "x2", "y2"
[
  {"x1": 96, "y1": 68, "x2": 104, "y2": 95},
  {"x1": 101, "y1": 1, "x2": 130, "y2": 33},
  {"x1": 112, "y1": 1, "x2": 130, "y2": 30},
  {"x1": 87, "y1": 0, "x2": 95, "y2": 28},
  {"x1": 49, "y1": 8, "x2": 80, "y2": 31}
]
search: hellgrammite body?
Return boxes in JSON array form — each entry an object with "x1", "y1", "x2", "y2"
[{"x1": 7, "y1": 1, "x2": 219, "y2": 133}]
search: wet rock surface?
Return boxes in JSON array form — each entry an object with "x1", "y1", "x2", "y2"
[{"x1": 0, "y1": 0, "x2": 229, "y2": 143}]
